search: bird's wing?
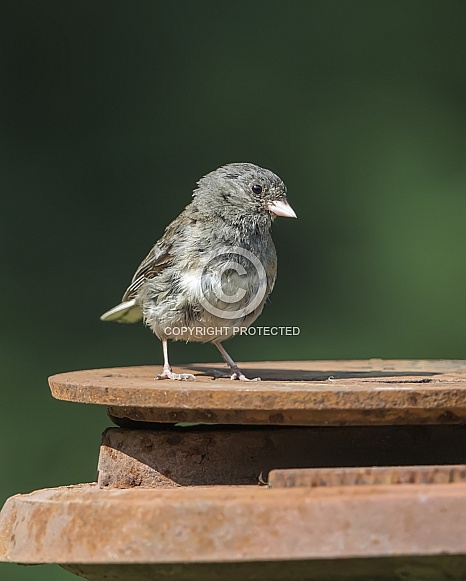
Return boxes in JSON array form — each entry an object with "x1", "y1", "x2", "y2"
[
  {"x1": 122, "y1": 240, "x2": 173, "y2": 302},
  {"x1": 101, "y1": 241, "x2": 173, "y2": 324},
  {"x1": 101, "y1": 207, "x2": 197, "y2": 324},
  {"x1": 122, "y1": 207, "x2": 199, "y2": 301}
]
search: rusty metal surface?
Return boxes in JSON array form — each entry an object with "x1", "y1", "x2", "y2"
[
  {"x1": 98, "y1": 425, "x2": 466, "y2": 488},
  {"x1": 49, "y1": 360, "x2": 466, "y2": 426},
  {"x1": 3, "y1": 483, "x2": 466, "y2": 565},
  {"x1": 62, "y1": 556, "x2": 466, "y2": 581},
  {"x1": 98, "y1": 426, "x2": 278, "y2": 488},
  {"x1": 269, "y1": 465, "x2": 466, "y2": 488}
]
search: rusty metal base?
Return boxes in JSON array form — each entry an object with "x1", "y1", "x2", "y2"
[
  {"x1": 63, "y1": 556, "x2": 466, "y2": 581},
  {"x1": 3, "y1": 483, "x2": 466, "y2": 581},
  {"x1": 97, "y1": 424, "x2": 466, "y2": 488},
  {"x1": 5, "y1": 361, "x2": 466, "y2": 579},
  {"x1": 49, "y1": 360, "x2": 466, "y2": 426}
]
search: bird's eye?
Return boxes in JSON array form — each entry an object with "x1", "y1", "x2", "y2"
[{"x1": 252, "y1": 184, "x2": 263, "y2": 195}]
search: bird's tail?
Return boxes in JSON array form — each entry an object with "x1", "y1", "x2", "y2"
[{"x1": 100, "y1": 299, "x2": 143, "y2": 323}]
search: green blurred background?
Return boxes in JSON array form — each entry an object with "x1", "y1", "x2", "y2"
[{"x1": 1, "y1": 1, "x2": 466, "y2": 578}]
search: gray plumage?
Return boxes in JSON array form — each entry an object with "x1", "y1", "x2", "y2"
[{"x1": 101, "y1": 162, "x2": 296, "y2": 380}]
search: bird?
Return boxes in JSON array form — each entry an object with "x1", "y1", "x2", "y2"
[{"x1": 100, "y1": 162, "x2": 296, "y2": 381}]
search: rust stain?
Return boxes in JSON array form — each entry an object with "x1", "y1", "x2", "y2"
[
  {"x1": 3, "y1": 484, "x2": 466, "y2": 564},
  {"x1": 48, "y1": 360, "x2": 466, "y2": 426}
]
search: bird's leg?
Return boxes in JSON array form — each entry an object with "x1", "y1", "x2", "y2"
[
  {"x1": 213, "y1": 342, "x2": 260, "y2": 381},
  {"x1": 156, "y1": 339, "x2": 196, "y2": 381}
]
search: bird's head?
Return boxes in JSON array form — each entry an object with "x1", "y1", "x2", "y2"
[{"x1": 193, "y1": 162, "x2": 297, "y2": 224}]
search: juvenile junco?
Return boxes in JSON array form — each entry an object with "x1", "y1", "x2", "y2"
[{"x1": 101, "y1": 163, "x2": 296, "y2": 380}]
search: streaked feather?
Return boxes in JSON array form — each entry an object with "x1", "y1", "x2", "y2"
[{"x1": 122, "y1": 242, "x2": 172, "y2": 301}]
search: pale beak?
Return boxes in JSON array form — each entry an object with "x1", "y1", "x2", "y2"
[{"x1": 267, "y1": 199, "x2": 297, "y2": 218}]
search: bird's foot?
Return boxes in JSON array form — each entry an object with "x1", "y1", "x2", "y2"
[
  {"x1": 209, "y1": 368, "x2": 261, "y2": 381},
  {"x1": 156, "y1": 366, "x2": 196, "y2": 381},
  {"x1": 230, "y1": 368, "x2": 261, "y2": 381}
]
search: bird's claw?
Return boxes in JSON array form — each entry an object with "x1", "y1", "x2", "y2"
[
  {"x1": 230, "y1": 371, "x2": 261, "y2": 381},
  {"x1": 209, "y1": 368, "x2": 260, "y2": 381},
  {"x1": 156, "y1": 368, "x2": 196, "y2": 381}
]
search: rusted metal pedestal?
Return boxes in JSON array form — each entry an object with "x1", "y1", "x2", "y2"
[{"x1": 2, "y1": 360, "x2": 466, "y2": 580}]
